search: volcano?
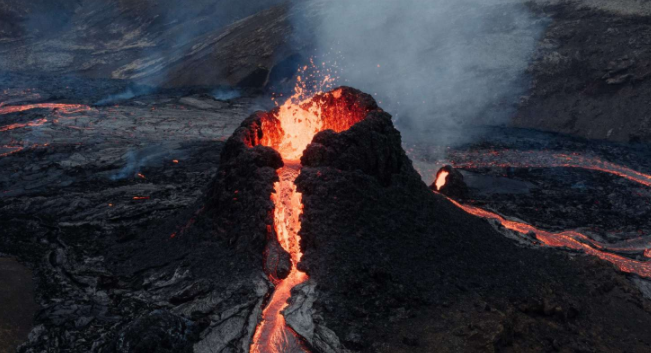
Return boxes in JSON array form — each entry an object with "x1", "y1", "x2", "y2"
[
  {"x1": 1, "y1": 68, "x2": 651, "y2": 352},
  {"x1": 4, "y1": 1, "x2": 651, "y2": 352},
  {"x1": 96, "y1": 87, "x2": 651, "y2": 353}
]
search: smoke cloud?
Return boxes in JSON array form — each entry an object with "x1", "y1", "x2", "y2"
[{"x1": 296, "y1": 0, "x2": 546, "y2": 144}]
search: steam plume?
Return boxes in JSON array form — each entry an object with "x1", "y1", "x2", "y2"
[{"x1": 295, "y1": 0, "x2": 545, "y2": 144}]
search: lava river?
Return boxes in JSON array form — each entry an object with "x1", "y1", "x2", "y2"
[
  {"x1": 250, "y1": 163, "x2": 308, "y2": 352},
  {"x1": 433, "y1": 150, "x2": 651, "y2": 279},
  {"x1": 250, "y1": 82, "x2": 372, "y2": 352},
  {"x1": 0, "y1": 103, "x2": 92, "y2": 133}
]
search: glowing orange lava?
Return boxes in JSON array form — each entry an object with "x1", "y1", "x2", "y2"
[
  {"x1": 450, "y1": 150, "x2": 651, "y2": 187},
  {"x1": 445, "y1": 198, "x2": 651, "y2": 278},
  {"x1": 0, "y1": 103, "x2": 90, "y2": 116},
  {"x1": 0, "y1": 145, "x2": 23, "y2": 158},
  {"x1": 251, "y1": 68, "x2": 372, "y2": 352},
  {"x1": 0, "y1": 103, "x2": 92, "y2": 133},
  {"x1": 0, "y1": 118, "x2": 48, "y2": 132},
  {"x1": 0, "y1": 143, "x2": 50, "y2": 158},
  {"x1": 251, "y1": 163, "x2": 308, "y2": 353},
  {"x1": 432, "y1": 150, "x2": 651, "y2": 278},
  {"x1": 435, "y1": 170, "x2": 449, "y2": 191}
]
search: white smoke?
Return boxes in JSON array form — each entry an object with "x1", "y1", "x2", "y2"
[{"x1": 296, "y1": 0, "x2": 546, "y2": 143}]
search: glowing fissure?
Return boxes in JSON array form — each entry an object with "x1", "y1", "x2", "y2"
[{"x1": 434, "y1": 149, "x2": 651, "y2": 278}]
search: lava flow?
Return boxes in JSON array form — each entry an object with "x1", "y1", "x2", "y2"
[
  {"x1": 0, "y1": 103, "x2": 92, "y2": 132},
  {"x1": 432, "y1": 157, "x2": 651, "y2": 279},
  {"x1": 251, "y1": 163, "x2": 308, "y2": 352},
  {"x1": 0, "y1": 103, "x2": 90, "y2": 116},
  {"x1": 449, "y1": 150, "x2": 651, "y2": 187},
  {"x1": 446, "y1": 198, "x2": 651, "y2": 278},
  {"x1": 249, "y1": 79, "x2": 373, "y2": 351}
]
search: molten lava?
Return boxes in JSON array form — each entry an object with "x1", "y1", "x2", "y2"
[
  {"x1": 251, "y1": 163, "x2": 308, "y2": 353},
  {"x1": 0, "y1": 145, "x2": 23, "y2": 158},
  {"x1": 0, "y1": 118, "x2": 49, "y2": 132},
  {"x1": 431, "y1": 150, "x2": 651, "y2": 279},
  {"x1": 0, "y1": 103, "x2": 92, "y2": 133},
  {"x1": 445, "y1": 198, "x2": 651, "y2": 278},
  {"x1": 249, "y1": 80, "x2": 373, "y2": 351},
  {"x1": 435, "y1": 170, "x2": 449, "y2": 191},
  {"x1": 449, "y1": 150, "x2": 651, "y2": 187},
  {"x1": 0, "y1": 103, "x2": 90, "y2": 116}
]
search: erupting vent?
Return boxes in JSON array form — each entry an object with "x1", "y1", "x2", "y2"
[
  {"x1": 434, "y1": 170, "x2": 449, "y2": 191},
  {"x1": 248, "y1": 86, "x2": 377, "y2": 352}
]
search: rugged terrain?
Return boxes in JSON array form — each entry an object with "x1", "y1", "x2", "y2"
[
  {"x1": 2, "y1": 0, "x2": 651, "y2": 352},
  {"x1": 515, "y1": 0, "x2": 651, "y2": 142}
]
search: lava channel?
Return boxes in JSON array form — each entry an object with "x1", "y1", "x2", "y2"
[
  {"x1": 432, "y1": 154, "x2": 651, "y2": 278},
  {"x1": 250, "y1": 163, "x2": 308, "y2": 353},
  {"x1": 0, "y1": 103, "x2": 90, "y2": 116},
  {"x1": 449, "y1": 149, "x2": 651, "y2": 187},
  {"x1": 446, "y1": 198, "x2": 651, "y2": 278},
  {"x1": 250, "y1": 81, "x2": 374, "y2": 352},
  {"x1": 0, "y1": 103, "x2": 92, "y2": 132}
]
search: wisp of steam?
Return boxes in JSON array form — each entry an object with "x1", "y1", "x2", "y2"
[{"x1": 295, "y1": 0, "x2": 546, "y2": 144}]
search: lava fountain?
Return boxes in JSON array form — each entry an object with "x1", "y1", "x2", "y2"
[{"x1": 249, "y1": 83, "x2": 378, "y2": 352}]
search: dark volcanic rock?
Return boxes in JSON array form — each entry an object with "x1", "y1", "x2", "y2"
[
  {"x1": 111, "y1": 310, "x2": 197, "y2": 353},
  {"x1": 205, "y1": 112, "x2": 283, "y2": 253},
  {"x1": 0, "y1": 90, "x2": 274, "y2": 353},
  {"x1": 0, "y1": 1, "x2": 297, "y2": 89},
  {"x1": 301, "y1": 111, "x2": 419, "y2": 187},
  {"x1": 296, "y1": 107, "x2": 651, "y2": 352},
  {"x1": 0, "y1": 258, "x2": 38, "y2": 353},
  {"x1": 515, "y1": 2, "x2": 651, "y2": 142}
]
